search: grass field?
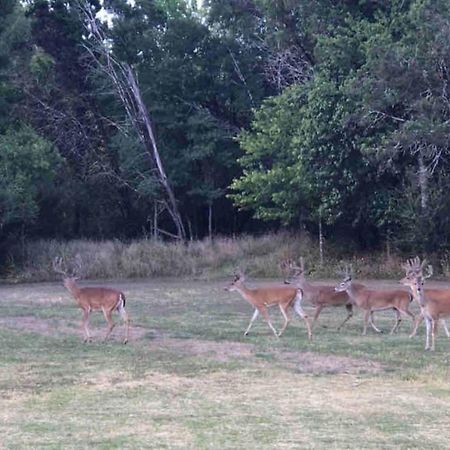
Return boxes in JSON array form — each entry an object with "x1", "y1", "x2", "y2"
[{"x1": 1, "y1": 278, "x2": 450, "y2": 449}]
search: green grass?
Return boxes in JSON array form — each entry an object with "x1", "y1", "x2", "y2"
[{"x1": 1, "y1": 278, "x2": 450, "y2": 449}]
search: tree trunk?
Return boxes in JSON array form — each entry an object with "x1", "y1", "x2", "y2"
[
  {"x1": 124, "y1": 65, "x2": 186, "y2": 240},
  {"x1": 318, "y1": 214, "x2": 324, "y2": 266},
  {"x1": 208, "y1": 202, "x2": 213, "y2": 240},
  {"x1": 153, "y1": 200, "x2": 158, "y2": 241},
  {"x1": 417, "y1": 147, "x2": 428, "y2": 213}
]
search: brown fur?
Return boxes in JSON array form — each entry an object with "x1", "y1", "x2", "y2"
[
  {"x1": 401, "y1": 272, "x2": 450, "y2": 350},
  {"x1": 336, "y1": 279, "x2": 415, "y2": 335},
  {"x1": 63, "y1": 278, "x2": 130, "y2": 344},
  {"x1": 225, "y1": 275, "x2": 312, "y2": 340},
  {"x1": 283, "y1": 258, "x2": 353, "y2": 330}
]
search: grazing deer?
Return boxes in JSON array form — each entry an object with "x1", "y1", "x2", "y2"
[
  {"x1": 53, "y1": 257, "x2": 130, "y2": 344},
  {"x1": 335, "y1": 269, "x2": 415, "y2": 335},
  {"x1": 400, "y1": 257, "x2": 450, "y2": 351},
  {"x1": 224, "y1": 271, "x2": 312, "y2": 340},
  {"x1": 281, "y1": 258, "x2": 354, "y2": 331}
]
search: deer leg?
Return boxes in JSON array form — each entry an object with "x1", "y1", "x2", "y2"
[
  {"x1": 259, "y1": 306, "x2": 279, "y2": 338},
  {"x1": 102, "y1": 308, "x2": 115, "y2": 342},
  {"x1": 390, "y1": 309, "x2": 401, "y2": 334},
  {"x1": 337, "y1": 304, "x2": 353, "y2": 331},
  {"x1": 312, "y1": 305, "x2": 323, "y2": 328},
  {"x1": 431, "y1": 318, "x2": 438, "y2": 351},
  {"x1": 368, "y1": 311, "x2": 382, "y2": 333},
  {"x1": 244, "y1": 309, "x2": 260, "y2": 336},
  {"x1": 400, "y1": 308, "x2": 416, "y2": 335},
  {"x1": 81, "y1": 309, "x2": 92, "y2": 343},
  {"x1": 362, "y1": 310, "x2": 370, "y2": 335},
  {"x1": 424, "y1": 316, "x2": 431, "y2": 350},
  {"x1": 440, "y1": 319, "x2": 450, "y2": 338},
  {"x1": 117, "y1": 300, "x2": 130, "y2": 344},
  {"x1": 277, "y1": 304, "x2": 291, "y2": 337},
  {"x1": 293, "y1": 295, "x2": 312, "y2": 341},
  {"x1": 409, "y1": 313, "x2": 423, "y2": 338}
]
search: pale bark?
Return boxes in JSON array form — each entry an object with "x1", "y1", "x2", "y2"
[{"x1": 80, "y1": 2, "x2": 185, "y2": 239}]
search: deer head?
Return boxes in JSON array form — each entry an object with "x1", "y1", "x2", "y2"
[
  {"x1": 400, "y1": 256, "x2": 433, "y2": 292},
  {"x1": 224, "y1": 269, "x2": 245, "y2": 291},
  {"x1": 280, "y1": 257, "x2": 305, "y2": 284},
  {"x1": 335, "y1": 264, "x2": 353, "y2": 292},
  {"x1": 53, "y1": 255, "x2": 83, "y2": 291}
]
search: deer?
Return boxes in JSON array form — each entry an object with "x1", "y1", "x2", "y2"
[
  {"x1": 400, "y1": 257, "x2": 450, "y2": 351},
  {"x1": 224, "y1": 271, "x2": 312, "y2": 341},
  {"x1": 53, "y1": 256, "x2": 130, "y2": 344},
  {"x1": 281, "y1": 258, "x2": 354, "y2": 331},
  {"x1": 334, "y1": 267, "x2": 415, "y2": 335}
]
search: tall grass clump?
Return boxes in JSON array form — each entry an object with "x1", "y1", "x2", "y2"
[{"x1": 1, "y1": 232, "x2": 438, "y2": 282}]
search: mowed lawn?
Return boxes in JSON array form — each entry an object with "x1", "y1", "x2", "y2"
[{"x1": 1, "y1": 278, "x2": 450, "y2": 449}]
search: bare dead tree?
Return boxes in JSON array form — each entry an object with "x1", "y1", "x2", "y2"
[
  {"x1": 79, "y1": 2, "x2": 186, "y2": 240},
  {"x1": 263, "y1": 45, "x2": 313, "y2": 92}
]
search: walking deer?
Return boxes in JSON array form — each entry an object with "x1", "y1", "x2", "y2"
[
  {"x1": 224, "y1": 271, "x2": 312, "y2": 340},
  {"x1": 281, "y1": 258, "x2": 354, "y2": 331},
  {"x1": 53, "y1": 257, "x2": 130, "y2": 344},
  {"x1": 335, "y1": 269, "x2": 415, "y2": 335},
  {"x1": 400, "y1": 257, "x2": 450, "y2": 351}
]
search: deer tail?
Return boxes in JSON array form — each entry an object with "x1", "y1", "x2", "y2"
[{"x1": 117, "y1": 292, "x2": 126, "y2": 310}]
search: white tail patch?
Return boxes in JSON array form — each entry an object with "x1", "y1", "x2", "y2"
[{"x1": 117, "y1": 293, "x2": 126, "y2": 316}]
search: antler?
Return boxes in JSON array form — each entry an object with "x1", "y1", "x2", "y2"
[
  {"x1": 402, "y1": 256, "x2": 422, "y2": 275},
  {"x1": 73, "y1": 254, "x2": 84, "y2": 278},
  {"x1": 423, "y1": 263, "x2": 433, "y2": 280},
  {"x1": 53, "y1": 256, "x2": 69, "y2": 277},
  {"x1": 299, "y1": 257, "x2": 305, "y2": 273},
  {"x1": 53, "y1": 255, "x2": 83, "y2": 278},
  {"x1": 280, "y1": 258, "x2": 304, "y2": 279},
  {"x1": 402, "y1": 256, "x2": 432, "y2": 280},
  {"x1": 279, "y1": 258, "x2": 293, "y2": 275},
  {"x1": 337, "y1": 262, "x2": 352, "y2": 279}
]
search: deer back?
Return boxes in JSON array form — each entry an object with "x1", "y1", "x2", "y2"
[{"x1": 74, "y1": 286, "x2": 123, "y2": 311}]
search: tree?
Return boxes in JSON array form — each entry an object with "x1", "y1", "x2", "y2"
[
  {"x1": 0, "y1": 127, "x2": 60, "y2": 231},
  {"x1": 231, "y1": 0, "x2": 450, "y2": 250}
]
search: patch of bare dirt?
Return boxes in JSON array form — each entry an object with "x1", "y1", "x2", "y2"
[
  {"x1": 149, "y1": 338, "x2": 255, "y2": 362},
  {"x1": 275, "y1": 351, "x2": 384, "y2": 374},
  {"x1": 0, "y1": 316, "x2": 148, "y2": 342},
  {"x1": 148, "y1": 337, "x2": 383, "y2": 374}
]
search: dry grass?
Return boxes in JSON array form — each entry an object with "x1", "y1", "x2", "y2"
[{"x1": 4, "y1": 232, "x2": 440, "y2": 283}]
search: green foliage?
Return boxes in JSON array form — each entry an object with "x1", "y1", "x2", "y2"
[
  {"x1": 232, "y1": 0, "x2": 450, "y2": 249},
  {"x1": 0, "y1": 126, "x2": 60, "y2": 228},
  {"x1": 1, "y1": 0, "x2": 450, "y2": 251},
  {"x1": 232, "y1": 76, "x2": 371, "y2": 230},
  {"x1": 29, "y1": 47, "x2": 55, "y2": 84}
]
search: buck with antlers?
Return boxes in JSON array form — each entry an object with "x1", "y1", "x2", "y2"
[
  {"x1": 53, "y1": 257, "x2": 130, "y2": 344},
  {"x1": 400, "y1": 257, "x2": 450, "y2": 351},
  {"x1": 224, "y1": 271, "x2": 312, "y2": 340},
  {"x1": 335, "y1": 268, "x2": 415, "y2": 335},
  {"x1": 281, "y1": 258, "x2": 354, "y2": 331}
]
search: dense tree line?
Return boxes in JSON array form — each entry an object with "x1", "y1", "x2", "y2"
[{"x1": 1, "y1": 0, "x2": 450, "y2": 252}]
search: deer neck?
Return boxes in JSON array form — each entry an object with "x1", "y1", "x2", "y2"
[
  {"x1": 235, "y1": 283, "x2": 255, "y2": 303},
  {"x1": 345, "y1": 283, "x2": 363, "y2": 302},
  {"x1": 414, "y1": 286, "x2": 427, "y2": 308},
  {"x1": 64, "y1": 281, "x2": 82, "y2": 299},
  {"x1": 296, "y1": 275, "x2": 313, "y2": 294}
]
